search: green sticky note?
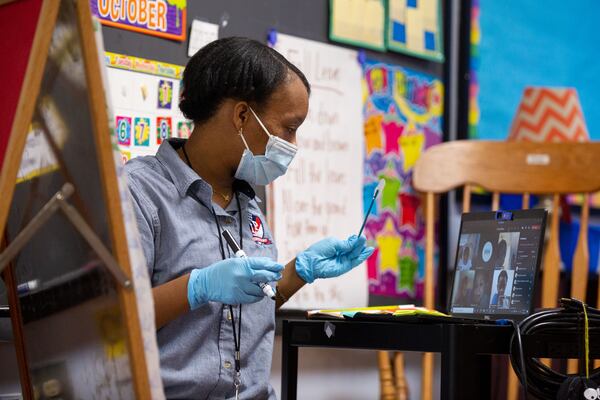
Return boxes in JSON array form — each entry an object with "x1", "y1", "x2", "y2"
[
  {"x1": 398, "y1": 256, "x2": 418, "y2": 292},
  {"x1": 379, "y1": 175, "x2": 402, "y2": 210}
]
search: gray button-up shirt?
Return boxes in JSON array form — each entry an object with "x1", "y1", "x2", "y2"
[{"x1": 125, "y1": 139, "x2": 277, "y2": 399}]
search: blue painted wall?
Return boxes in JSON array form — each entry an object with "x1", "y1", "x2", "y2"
[{"x1": 478, "y1": 0, "x2": 600, "y2": 140}]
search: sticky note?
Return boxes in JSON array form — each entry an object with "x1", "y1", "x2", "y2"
[
  {"x1": 400, "y1": 132, "x2": 424, "y2": 170},
  {"x1": 366, "y1": 151, "x2": 387, "y2": 175},
  {"x1": 367, "y1": 247, "x2": 380, "y2": 280},
  {"x1": 364, "y1": 115, "x2": 384, "y2": 155},
  {"x1": 400, "y1": 193, "x2": 420, "y2": 227},
  {"x1": 363, "y1": 182, "x2": 379, "y2": 216},
  {"x1": 376, "y1": 234, "x2": 402, "y2": 273},
  {"x1": 382, "y1": 120, "x2": 404, "y2": 154},
  {"x1": 379, "y1": 176, "x2": 402, "y2": 210},
  {"x1": 367, "y1": 66, "x2": 388, "y2": 94},
  {"x1": 399, "y1": 256, "x2": 418, "y2": 292},
  {"x1": 96, "y1": 307, "x2": 127, "y2": 359}
]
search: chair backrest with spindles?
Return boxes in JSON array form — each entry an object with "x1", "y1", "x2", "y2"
[{"x1": 411, "y1": 140, "x2": 600, "y2": 400}]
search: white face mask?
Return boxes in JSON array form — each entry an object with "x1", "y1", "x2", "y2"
[{"x1": 234, "y1": 107, "x2": 298, "y2": 185}]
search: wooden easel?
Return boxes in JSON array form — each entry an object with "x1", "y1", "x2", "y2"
[{"x1": 0, "y1": 0, "x2": 151, "y2": 398}]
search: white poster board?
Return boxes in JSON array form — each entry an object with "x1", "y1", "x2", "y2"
[{"x1": 269, "y1": 34, "x2": 366, "y2": 309}]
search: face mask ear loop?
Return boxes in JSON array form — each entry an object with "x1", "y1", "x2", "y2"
[
  {"x1": 238, "y1": 127, "x2": 251, "y2": 151},
  {"x1": 248, "y1": 106, "x2": 274, "y2": 139}
]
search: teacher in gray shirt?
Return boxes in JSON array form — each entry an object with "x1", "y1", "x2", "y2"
[{"x1": 126, "y1": 37, "x2": 374, "y2": 400}]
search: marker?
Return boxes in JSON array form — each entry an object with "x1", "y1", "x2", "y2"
[
  {"x1": 17, "y1": 279, "x2": 39, "y2": 295},
  {"x1": 358, "y1": 179, "x2": 385, "y2": 237},
  {"x1": 222, "y1": 229, "x2": 277, "y2": 300}
]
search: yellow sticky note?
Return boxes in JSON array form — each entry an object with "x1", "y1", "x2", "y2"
[
  {"x1": 400, "y1": 132, "x2": 425, "y2": 170},
  {"x1": 96, "y1": 306, "x2": 127, "y2": 359},
  {"x1": 376, "y1": 233, "x2": 402, "y2": 274}
]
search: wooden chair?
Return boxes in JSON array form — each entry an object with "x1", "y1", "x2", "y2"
[{"x1": 380, "y1": 140, "x2": 600, "y2": 400}]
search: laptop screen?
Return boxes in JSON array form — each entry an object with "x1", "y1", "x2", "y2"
[{"x1": 449, "y1": 209, "x2": 547, "y2": 320}]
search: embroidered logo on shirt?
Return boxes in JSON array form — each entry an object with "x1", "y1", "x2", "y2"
[{"x1": 248, "y1": 214, "x2": 272, "y2": 245}]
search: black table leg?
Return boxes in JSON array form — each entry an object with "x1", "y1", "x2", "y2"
[
  {"x1": 281, "y1": 320, "x2": 298, "y2": 400},
  {"x1": 441, "y1": 324, "x2": 492, "y2": 399}
]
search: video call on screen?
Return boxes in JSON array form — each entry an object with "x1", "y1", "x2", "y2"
[{"x1": 451, "y1": 218, "x2": 543, "y2": 316}]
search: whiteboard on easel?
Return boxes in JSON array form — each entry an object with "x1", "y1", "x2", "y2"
[{"x1": 268, "y1": 33, "x2": 366, "y2": 310}]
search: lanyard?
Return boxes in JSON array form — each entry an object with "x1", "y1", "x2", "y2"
[{"x1": 182, "y1": 143, "x2": 244, "y2": 398}]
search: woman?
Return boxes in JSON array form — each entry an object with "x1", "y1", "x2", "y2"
[
  {"x1": 126, "y1": 37, "x2": 374, "y2": 399},
  {"x1": 471, "y1": 271, "x2": 491, "y2": 308},
  {"x1": 490, "y1": 270, "x2": 510, "y2": 308},
  {"x1": 457, "y1": 245, "x2": 472, "y2": 270}
]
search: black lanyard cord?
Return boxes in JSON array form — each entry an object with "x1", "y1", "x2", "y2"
[
  {"x1": 209, "y1": 206, "x2": 227, "y2": 259},
  {"x1": 182, "y1": 141, "x2": 244, "y2": 386}
]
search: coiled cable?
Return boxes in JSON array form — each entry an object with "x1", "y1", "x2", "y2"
[{"x1": 509, "y1": 298, "x2": 600, "y2": 399}]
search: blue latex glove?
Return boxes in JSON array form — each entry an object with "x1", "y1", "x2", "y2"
[
  {"x1": 295, "y1": 235, "x2": 375, "y2": 283},
  {"x1": 188, "y1": 257, "x2": 283, "y2": 309}
]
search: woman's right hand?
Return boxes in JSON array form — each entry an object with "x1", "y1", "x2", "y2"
[{"x1": 187, "y1": 257, "x2": 283, "y2": 309}]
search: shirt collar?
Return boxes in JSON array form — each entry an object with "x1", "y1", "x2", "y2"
[
  {"x1": 156, "y1": 139, "x2": 201, "y2": 199},
  {"x1": 156, "y1": 138, "x2": 258, "y2": 205}
]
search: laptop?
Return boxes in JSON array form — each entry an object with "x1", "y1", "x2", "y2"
[
  {"x1": 447, "y1": 208, "x2": 547, "y2": 323},
  {"x1": 315, "y1": 208, "x2": 547, "y2": 324}
]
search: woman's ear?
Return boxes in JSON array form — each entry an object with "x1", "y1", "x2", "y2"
[{"x1": 232, "y1": 101, "x2": 250, "y2": 132}]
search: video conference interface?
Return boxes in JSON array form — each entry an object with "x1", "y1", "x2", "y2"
[{"x1": 450, "y1": 218, "x2": 543, "y2": 316}]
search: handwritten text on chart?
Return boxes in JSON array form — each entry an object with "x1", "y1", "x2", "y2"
[{"x1": 271, "y1": 34, "x2": 366, "y2": 309}]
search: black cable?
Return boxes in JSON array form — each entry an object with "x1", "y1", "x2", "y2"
[{"x1": 509, "y1": 298, "x2": 600, "y2": 399}]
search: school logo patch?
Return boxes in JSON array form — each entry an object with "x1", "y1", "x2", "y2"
[{"x1": 248, "y1": 214, "x2": 272, "y2": 245}]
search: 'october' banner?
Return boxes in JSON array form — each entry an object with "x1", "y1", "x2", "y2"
[{"x1": 90, "y1": 0, "x2": 186, "y2": 42}]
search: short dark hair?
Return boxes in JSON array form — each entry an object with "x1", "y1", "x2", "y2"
[
  {"x1": 179, "y1": 37, "x2": 311, "y2": 123},
  {"x1": 463, "y1": 246, "x2": 470, "y2": 258},
  {"x1": 498, "y1": 270, "x2": 508, "y2": 281}
]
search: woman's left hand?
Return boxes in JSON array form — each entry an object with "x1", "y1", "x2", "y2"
[{"x1": 295, "y1": 235, "x2": 375, "y2": 283}]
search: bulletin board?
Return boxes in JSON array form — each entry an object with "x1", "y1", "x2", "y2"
[
  {"x1": 329, "y1": 0, "x2": 386, "y2": 51},
  {"x1": 363, "y1": 60, "x2": 443, "y2": 300},
  {"x1": 98, "y1": 0, "x2": 449, "y2": 310},
  {"x1": 104, "y1": 52, "x2": 191, "y2": 163},
  {"x1": 387, "y1": 0, "x2": 444, "y2": 62}
]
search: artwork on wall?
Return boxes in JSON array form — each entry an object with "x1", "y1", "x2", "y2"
[
  {"x1": 468, "y1": 0, "x2": 480, "y2": 138},
  {"x1": 386, "y1": 0, "x2": 444, "y2": 62},
  {"x1": 90, "y1": 0, "x2": 187, "y2": 41},
  {"x1": 329, "y1": 0, "x2": 386, "y2": 51},
  {"x1": 104, "y1": 52, "x2": 191, "y2": 162},
  {"x1": 362, "y1": 59, "x2": 443, "y2": 300}
]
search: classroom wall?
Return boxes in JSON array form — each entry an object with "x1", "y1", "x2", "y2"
[
  {"x1": 473, "y1": 0, "x2": 600, "y2": 140},
  {"x1": 102, "y1": 1, "x2": 442, "y2": 77}
]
